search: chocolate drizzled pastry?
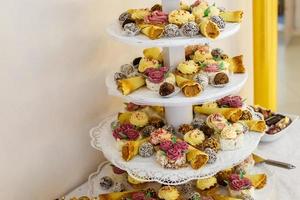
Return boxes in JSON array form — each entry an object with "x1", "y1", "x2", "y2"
[
  {"x1": 240, "y1": 110, "x2": 253, "y2": 120},
  {"x1": 199, "y1": 124, "x2": 215, "y2": 137},
  {"x1": 122, "y1": 18, "x2": 136, "y2": 28},
  {"x1": 159, "y1": 82, "x2": 175, "y2": 97},
  {"x1": 149, "y1": 117, "x2": 165, "y2": 128},
  {"x1": 265, "y1": 114, "x2": 285, "y2": 126},
  {"x1": 132, "y1": 57, "x2": 142, "y2": 67},
  {"x1": 213, "y1": 72, "x2": 229, "y2": 85},
  {"x1": 178, "y1": 124, "x2": 194, "y2": 134}
]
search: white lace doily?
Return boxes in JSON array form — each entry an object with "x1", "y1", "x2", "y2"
[
  {"x1": 87, "y1": 161, "x2": 276, "y2": 200},
  {"x1": 90, "y1": 114, "x2": 264, "y2": 185}
]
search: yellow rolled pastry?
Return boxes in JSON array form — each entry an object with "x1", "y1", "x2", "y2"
[
  {"x1": 118, "y1": 112, "x2": 132, "y2": 124},
  {"x1": 199, "y1": 18, "x2": 220, "y2": 39},
  {"x1": 99, "y1": 190, "x2": 140, "y2": 200},
  {"x1": 143, "y1": 47, "x2": 163, "y2": 62},
  {"x1": 175, "y1": 75, "x2": 190, "y2": 87},
  {"x1": 211, "y1": 194, "x2": 242, "y2": 200},
  {"x1": 122, "y1": 138, "x2": 148, "y2": 161},
  {"x1": 220, "y1": 11, "x2": 244, "y2": 23},
  {"x1": 240, "y1": 120, "x2": 266, "y2": 133},
  {"x1": 117, "y1": 76, "x2": 146, "y2": 95},
  {"x1": 186, "y1": 146, "x2": 209, "y2": 169},
  {"x1": 181, "y1": 80, "x2": 202, "y2": 97},
  {"x1": 128, "y1": 8, "x2": 150, "y2": 20},
  {"x1": 227, "y1": 55, "x2": 246, "y2": 73},
  {"x1": 245, "y1": 174, "x2": 267, "y2": 189},
  {"x1": 129, "y1": 111, "x2": 149, "y2": 127},
  {"x1": 138, "y1": 24, "x2": 164, "y2": 40},
  {"x1": 138, "y1": 57, "x2": 160, "y2": 73},
  {"x1": 194, "y1": 106, "x2": 243, "y2": 123}
]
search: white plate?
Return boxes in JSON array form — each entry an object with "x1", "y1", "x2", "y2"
[
  {"x1": 106, "y1": 73, "x2": 248, "y2": 107},
  {"x1": 260, "y1": 114, "x2": 299, "y2": 143},
  {"x1": 90, "y1": 114, "x2": 263, "y2": 185},
  {"x1": 107, "y1": 22, "x2": 241, "y2": 47}
]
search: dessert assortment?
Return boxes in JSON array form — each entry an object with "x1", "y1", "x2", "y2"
[
  {"x1": 118, "y1": 0, "x2": 243, "y2": 40},
  {"x1": 114, "y1": 45, "x2": 246, "y2": 97},
  {"x1": 110, "y1": 102, "x2": 265, "y2": 170},
  {"x1": 251, "y1": 106, "x2": 291, "y2": 135},
  {"x1": 69, "y1": 159, "x2": 268, "y2": 200},
  {"x1": 78, "y1": 1, "x2": 295, "y2": 200}
]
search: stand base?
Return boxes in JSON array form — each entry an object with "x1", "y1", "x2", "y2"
[{"x1": 165, "y1": 106, "x2": 193, "y2": 128}]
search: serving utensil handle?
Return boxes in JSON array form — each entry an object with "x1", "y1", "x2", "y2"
[{"x1": 265, "y1": 159, "x2": 296, "y2": 169}]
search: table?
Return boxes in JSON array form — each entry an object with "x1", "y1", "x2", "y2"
[{"x1": 64, "y1": 121, "x2": 300, "y2": 199}]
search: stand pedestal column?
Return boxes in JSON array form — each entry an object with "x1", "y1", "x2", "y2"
[
  {"x1": 162, "y1": 0, "x2": 180, "y2": 13},
  {"x1": 163, "y1": 47, "x2": 185, "y2": 70},
  {"x1": 165, "y1": 106, "x2": 193, "y2": 128}
]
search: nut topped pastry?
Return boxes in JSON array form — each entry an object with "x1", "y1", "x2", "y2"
[
  {"x1": 169, "y1": 10, "x2": 195, "y2": 26},
  {"x1": 158, "y1": 186, "x2": 180, "y2": 200}
]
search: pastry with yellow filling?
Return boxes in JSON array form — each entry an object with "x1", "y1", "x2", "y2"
[
  {"x1": 138, "y1": 23, "x2": 165, "y2": 40},
  {"x1": 158, "y1": 186, "x2": 179, "y2": 200},
  {"x1": 220, "y1": 11, "x2": 244, "y2": 23},
  {"x1": 138, "y1": 57, "x2": 160, "y2": 72},
  {"x1": 127, "y1": 175, "x2": 147, "y2": 189},
  {"x1": 211, "y1": 194, "x2": 242, "y2": 200},
  {"x1": 240, "y1": 120, "x2": 266, "y2": 133},
  {"x1": 196, "y1": 176, "x2": 218, "y2": 191},
  {"x1": 184, "y1": 129, "x2": 205, "y2": 146},
  {"x1": 128, "y1": 8, "x2": 150, "y2": 21},
  {"x1": 193, "y1": 49, "x2": 213, "y2": 63},
  {"x1": 181, "y1": 80, "x2": 203, "y2": 97},
  {"x1": 194, "y1": 106, "x2": 243, "y2": 123},
  {"x1": 180, "y1": 1, "x2": 191, "y2": 11},
  {"x1": 177, "y1": 60, "x2": 199, "y2": 76},
  {"x1": 186, "y1": 146, "x2": 209, "y2": 169},
  {"x1": 199, "y1": 18, "x2": 220, "y2": 39},
  {"x1": 245, "y1": 174, "x2": 267, "y2": 189},
  {"x1": 117, "y1": 76, "x2": 146, "y2": 95},
  {"x1": 122, "y1": 138, "x2": 148, "y2": 161},
  {"x1": 118, "y1": 112, "x2": 132, "y2": 124},
  {"x1": 227, "y1": 55, "x2": 246, "y2": 73},
  {"x1": 99, "y1": 190, "x2": 141, "y2": 200},
  {"x1": 192, "y1": 2, "x2": 209, "y2": 22},
  {"x1": 168, "y1": 10, "x2": 195, "y2": 26},
  {"x1": 129, "y1": 111, "x2": 149, "y2": 127},
  {"x1": 143, "y1": 47, "x2": 163, "y2": 62}
]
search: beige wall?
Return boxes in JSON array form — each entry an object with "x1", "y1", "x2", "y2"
[{"x1": 0, "y1": 0, "x2": 252, "y2": 199}]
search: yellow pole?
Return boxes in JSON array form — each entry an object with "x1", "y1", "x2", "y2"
[{"x1": 253, "y1": 0, "x2": 278, "y2": 110}]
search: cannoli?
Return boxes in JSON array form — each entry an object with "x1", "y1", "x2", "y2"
[{"x1": 117, "y1": 76, "x2": 145, "y2": 95}]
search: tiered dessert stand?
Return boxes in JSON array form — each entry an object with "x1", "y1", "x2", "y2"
[{"x1": 90, "y1": 0, "x2": 265, "y2": 193}]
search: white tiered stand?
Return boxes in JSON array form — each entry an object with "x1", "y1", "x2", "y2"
[
  {"x1": 91, "y1": 0, "x2": 262, "y2": 188},
  {"x1": 106, "y1": 0, "x2": 244, "y2": 128}
]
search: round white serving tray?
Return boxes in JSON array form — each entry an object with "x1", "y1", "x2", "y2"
[
  {"x1": 87, "y1": 161, "x2": 277, "y2": 200},
  {"x1": 107, "y1": 22, "x2": 240, "y2": 47},
  {"x1": 90, "y1": 114, "x2": 263, "y2": 185},
  {"x1": 106, "y1": 73, "x2": 248, "y2": 107}
]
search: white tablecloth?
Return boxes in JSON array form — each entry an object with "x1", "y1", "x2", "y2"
[
  {"x1": 255, "y1": 120, "x2": 300, "y2": 200},
  {"x1": 65, "y1": 121, "x2": 300, "y2": 199}
]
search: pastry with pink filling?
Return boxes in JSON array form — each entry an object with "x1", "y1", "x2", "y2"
[{"x1": 228, "y1": 173, "x2": 254, "y2": 198}]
